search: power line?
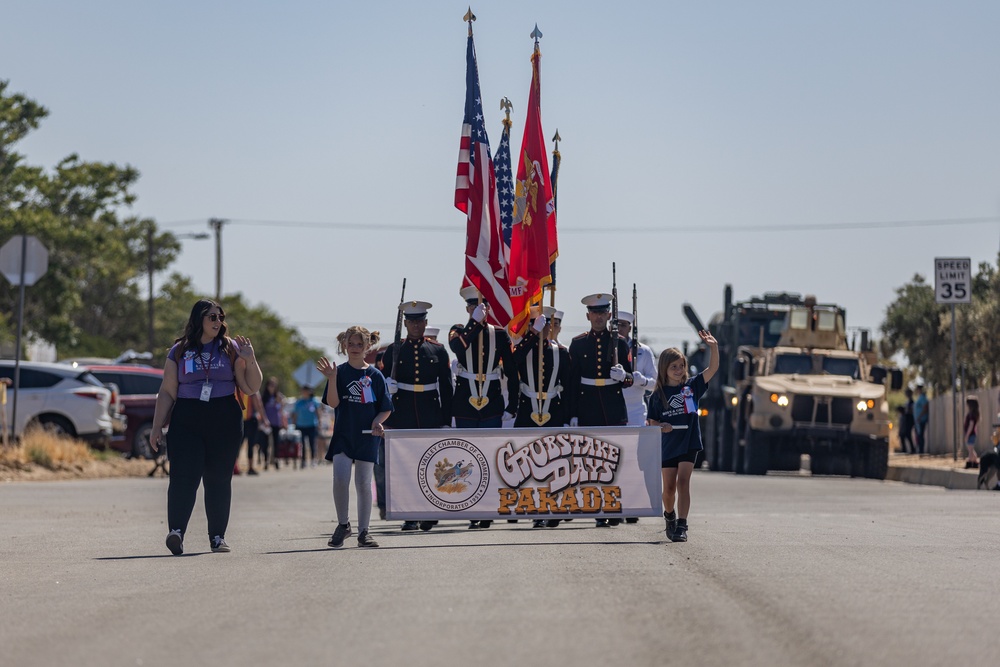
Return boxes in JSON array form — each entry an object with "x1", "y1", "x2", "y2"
[{"x1": 159, "y1": 215, "x2": 1000, "y2": 234}]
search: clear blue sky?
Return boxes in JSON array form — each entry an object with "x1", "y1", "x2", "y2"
[{"x1": 5, "y1": 1, "x2": 1000, "y2": 359}]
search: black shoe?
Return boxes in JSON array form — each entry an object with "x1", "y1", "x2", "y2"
[
  {"x1": 607, "y1": 518, "x2": 621, "y2": 526},
  {"x1": 210, "y1": 535, "x2": 231, "y2": 553},
  {"x1": 625, "y1": 517, "x2": 639, "y2": 524},
  {"x1": 401, "y1": 521, "x2": 419, "y2": 531},
  {"x1": 479, "y1": 520, "x2": 492, "y2": 529},
  {"x1": 419, "y1": 521, "x2": 436, "y2": 532},
  {"x1": 166, "y1": 529, "x2": 183, "y2": 556},
  {"x1": 670, "y1": 520, "x2": 688, "y2": 543},
  {"x1": 545, "y1": 519, "x2": 561, "y2": 528},
  {"x1": 595, "y1": 519, "x2": 609, "y2": 528},
  {"x1": 532, "y1": 519, "x2": 546, "y2": 528},
  {"x1": 664, "y1": 510, "x2": 677, "y2": 536},
  {"x1": 357, "y1": 530, "x2": 379, "y2": 548},
  {"x1": 507, "y1": 520, "x2": 519, "y2": 523},
  {"x1": 468, "y1": 521, "x2": 481, "y2": 529},
  {"x1": 247, "y1": 468, "x2": 259, "y2": 476},
  {"x1": 379, "y1": 507, "x2": 387, "y2": 521},
  {"x1": 328, "y1": 522, "x2": 352, "y2": 548}
]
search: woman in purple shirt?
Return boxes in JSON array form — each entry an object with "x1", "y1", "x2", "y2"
[{"x1": 150, "y1": 299, "x2": 263, "y2": 555}]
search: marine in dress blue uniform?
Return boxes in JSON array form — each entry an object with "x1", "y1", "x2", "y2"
[
  {"x1": 380, "y1": 300, "x2": 454, "y2": 531},
  {"x1": 449, "y1": 286, "x2": 518, "y2": 529},
  {"x1": 567, "y1": 293, "x2": 634, "y2": 528}
]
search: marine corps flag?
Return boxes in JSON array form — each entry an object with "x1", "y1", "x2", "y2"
[
  {"x1": 508, "y1": 30, "x2": 558, "y2": 335},
  {"x1": 455, "y1": 23, "x2": 513, "y2": 328}
]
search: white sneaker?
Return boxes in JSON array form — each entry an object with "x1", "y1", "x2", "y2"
[
  {"x1": 166, "y1": 529, "x2": 183, "y2": 556},
  {"x1": 210, "y1": 535, "x2": 231, "y2": 553}
]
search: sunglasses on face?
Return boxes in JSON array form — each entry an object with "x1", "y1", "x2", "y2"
[{"x1": 206, "y1": 313, "x2": 226, "y2": 322}]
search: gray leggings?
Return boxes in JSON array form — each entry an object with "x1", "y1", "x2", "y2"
[{"x1": 332, "y1": 453, "x2": 374, "y2": 532}]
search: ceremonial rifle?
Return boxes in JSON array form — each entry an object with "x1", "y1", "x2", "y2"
[
  {"x1": 391, "y1": 278, "x2": 406, "y2": 381},
  {"x1": 632, "y1": 283, "x2": 639, "y2": 367},
  {"x1": 611, "y1": 263, "x2": 619, "y2": 367}
]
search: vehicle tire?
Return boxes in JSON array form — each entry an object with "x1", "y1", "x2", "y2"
[
  {"x1": 772, "y1": 444, "x2": 802, "y2": 471},
  {"x1": 864, "y1": 439, "x2": 889, "y2": 480},
  {"x1": 718, "y1": 411, "x2": 735, "y2": 472},
  {"x1": 34, "y1": 415, "x2": 76, "y2": 439},
  {"x1": 810, "y1": 452, "x2": 831, "y2": 476},
  {"x1": 132, "y1": 421, "x2": 155, "y2": 460},
  {"x1": 744, "y1": 427, "x2": 769, "y2": 475}
]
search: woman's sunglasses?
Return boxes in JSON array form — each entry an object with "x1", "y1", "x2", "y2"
[{"x1": 206, "y1": 313, "x2": 226, "y2": 322}]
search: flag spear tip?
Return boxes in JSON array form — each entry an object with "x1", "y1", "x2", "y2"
[
  {"x1": 530, "y1": 24, "x2": 543, "y2": 41},
  {"x1": 464, "y1": 8, "x2": 476, "y2": 23},
  {"x1": 552, "y1": 129, "x2": 561, "y2": 144}
]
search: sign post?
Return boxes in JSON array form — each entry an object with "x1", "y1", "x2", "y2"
[
  {"x1": 0, "y1": 235, "x2": 50, "y2": 442},
  {"x1": 934, "y1": 257, "x2": 971, "y2": 461}
]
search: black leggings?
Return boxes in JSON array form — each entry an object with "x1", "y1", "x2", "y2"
[{"x1": 167, "y1": 396, "x2": 243, "y2": 540}]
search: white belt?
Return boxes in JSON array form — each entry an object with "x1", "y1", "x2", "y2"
[
  {"x1": 580, "y1": 377, "x2": 619, "y2": 387},
  {"x1": 396, "y1": 381, "x2": 439, "y2": 393},
  {"x1": 456, "y1": 370, "x2": 500, "y2": 382},
  {"x1": 519, "y1": 382, "x2": 561, "y2": 400}
]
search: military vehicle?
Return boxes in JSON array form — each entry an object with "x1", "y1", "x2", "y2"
[
  {"x1": 683, "y1": 286, "x2": 807, "y2": 472},
  {"x1": 684, "y1": 287, "x2": 901, "y2": 478}
]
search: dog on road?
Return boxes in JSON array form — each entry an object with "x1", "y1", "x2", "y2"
[{"x1": 978, "y1": 447, "x2": 1000, "y2": 490}]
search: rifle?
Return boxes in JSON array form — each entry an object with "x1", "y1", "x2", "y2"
[
  {"x1": 611, "y1": 263, "x2": 619, "y2": 366},
  {"x1": 390, "y1": 278, "x2": 406, "y2": 380},
  {"x1": 632, "y1": 283, "x2": 639, "y2": 365}
]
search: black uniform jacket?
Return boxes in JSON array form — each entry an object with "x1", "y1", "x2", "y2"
[
  {"x1": 381, "y1": 336, "x2": 453, "y2": 428},
  {"x1": 567, "y1": 329, "x2": 633, "y2": 427},
  {"x1": 448, "y1": 319, "x2": 517, "y2": 421},
  {"x1": 511, "y1": 328, "x2": 574, "y2": 427}
]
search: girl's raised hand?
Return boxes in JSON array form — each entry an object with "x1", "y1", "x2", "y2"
[
  {"x1": 316, "y1": 357, "x2": 337, "y2": 379},
  {"x1": 698, "y1": 330, "x2": 718, "y2": 346}
]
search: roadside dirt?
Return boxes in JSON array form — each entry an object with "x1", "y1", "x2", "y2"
[{"x1": 0, "y1": 456, "x2": 158, "y2": 483}]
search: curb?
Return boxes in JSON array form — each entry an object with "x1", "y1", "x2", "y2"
[{"x1": 885, "y1": 465, "x2": 978, "y2": 490}]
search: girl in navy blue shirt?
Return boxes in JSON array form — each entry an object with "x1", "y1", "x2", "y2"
[
  {"x1": 317, "y1": 326, "x2": 393, "y2": 548},
  {"x1": 646, "y1": 330, "x2": 718, "y2": 542}
]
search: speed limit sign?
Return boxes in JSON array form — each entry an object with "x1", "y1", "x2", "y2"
[{"x1": 934, "y1": 257, "x2": 972, "y2": 304}]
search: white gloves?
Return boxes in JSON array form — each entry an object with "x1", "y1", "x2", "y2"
[
  {"x1": 532, "y1": 314, "x2": 547, "y2": 333},
  {"x1": 632, "y1": 370, "x2": 649, "y2": 388},
  {"x1": 569, "y1": 417, "x2": 579, "y2": 427},
  {"x1": 472, "y1": 304, "x2": 487, "y2": 323},
  {"x1": 502, "y1": 412, "x2": 516, "y2": 428},
  {"x1": 610, "y1": 364, "x2": 627, "y2": 382},
  {"x1": 386, "y1": 378, "x2": 398, "y2": 395}
]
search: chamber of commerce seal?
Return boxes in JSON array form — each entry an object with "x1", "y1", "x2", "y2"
[{"x1": 417, "y1": 438, "x2": 490, "y2": 511}]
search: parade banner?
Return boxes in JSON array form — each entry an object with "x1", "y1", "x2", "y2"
[{"x1": 385, "y1": 426, "x2": 662, "y2": 521}]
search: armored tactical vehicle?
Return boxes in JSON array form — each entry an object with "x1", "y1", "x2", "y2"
[{"x1": 730, "y1": 296, "x2": 902, "y2": 478}]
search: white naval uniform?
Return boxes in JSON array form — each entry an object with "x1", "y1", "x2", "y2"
[{"x1": 624, "y1": 342, "x2": 657, "y2": 426}]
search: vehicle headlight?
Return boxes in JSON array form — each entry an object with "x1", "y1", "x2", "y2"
[
  {"x1": 698, "y1": 408, "x2": 709, "y2": 417},
  {"x1": 731, "y1": 396, "x2": 738, "y2": 407},
  {"x1": 769, "y1": 393, "x2": 789, "y2": 407},
  {"x1": 856, "y1": 400, "x2": 868, "y2": 412}
]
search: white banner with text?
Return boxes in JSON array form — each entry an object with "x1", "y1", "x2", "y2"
[{"x1": 385, "y1": 426, "x2": 662, "y2": 521}]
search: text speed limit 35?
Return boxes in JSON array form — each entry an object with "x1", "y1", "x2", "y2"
[{"x1": 934, "y1": 257, "x2": 971, "y2": 304}]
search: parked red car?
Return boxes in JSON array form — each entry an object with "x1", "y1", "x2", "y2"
[{"x1": 82, "y1": 365, "x2": 163, "y2": 459}]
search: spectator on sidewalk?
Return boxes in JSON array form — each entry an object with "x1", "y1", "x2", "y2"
[
  {"x1": 913, "y1": 384, "x2": 929, "y2": 455},
  {"x1": 963, "y1": 395, "x2": 980, "y2": 468}
]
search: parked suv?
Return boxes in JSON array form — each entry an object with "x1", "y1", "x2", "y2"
[
  {"x1": 80, "y1": 365, "x2": 163, "y2": 459},
  {"x1": 0, "y1": 360, "x2": 114, "y2": 446}
]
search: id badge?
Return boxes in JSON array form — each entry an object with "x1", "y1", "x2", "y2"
[{"x1": 200, "y1": 383, "x2": 213, "y2": 402}]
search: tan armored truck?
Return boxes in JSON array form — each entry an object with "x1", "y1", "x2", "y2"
[{"x1": 732, "y1": 297, "x2": 902, "y2": 479}]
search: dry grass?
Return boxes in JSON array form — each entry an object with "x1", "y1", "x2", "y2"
[{"x1": 0, "y1": 427, "x2": 95, "y2": 470}]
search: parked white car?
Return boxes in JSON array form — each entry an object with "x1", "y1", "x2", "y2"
[{"x1": 0, "y1": 360, "x2": 114, "y2": 446}]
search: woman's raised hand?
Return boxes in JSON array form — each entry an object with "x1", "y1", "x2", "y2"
[{"x1": 235, "y1": 335, "x2": 256, "y2": 359}]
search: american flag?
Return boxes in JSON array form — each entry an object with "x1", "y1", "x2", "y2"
[
  {"x1": 494, "y1": 119, "x2": 514, "y2": 264},
  {"x1": 455, "y1": 31, "x2": 512, "y2": 327}
]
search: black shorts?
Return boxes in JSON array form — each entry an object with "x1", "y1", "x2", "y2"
[{"x1": 662, "y1": 450, "x2": 699, "y2": 468}]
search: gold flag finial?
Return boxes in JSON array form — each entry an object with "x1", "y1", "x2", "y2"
[
  {"x1": 501, "y1": 97, "x2": 513, "y2": 130},
  {"x1": 464, "y1": 8, "x2": 476, "y2": 35}
]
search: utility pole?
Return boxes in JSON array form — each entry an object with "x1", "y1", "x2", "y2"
[{"x1": 209, "y1": 218, "x2": 227, "y2": 301}]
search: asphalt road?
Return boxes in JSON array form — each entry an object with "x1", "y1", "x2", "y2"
[{"x1": 2, "y1": 466, "x2": 998, "y2": 667}]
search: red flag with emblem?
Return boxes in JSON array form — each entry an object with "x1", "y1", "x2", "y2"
[{"x1": 508, "y1": 40, "x2": 558, "y2": 335}]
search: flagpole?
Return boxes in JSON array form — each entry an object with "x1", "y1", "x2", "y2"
[{"x1": 550, "y1": 129, "x2": 560, "y2": 308}]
